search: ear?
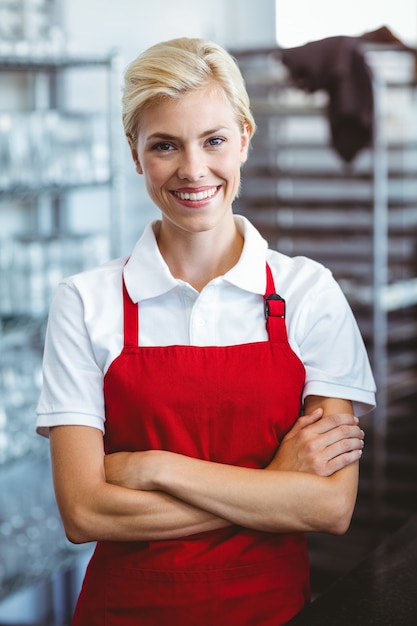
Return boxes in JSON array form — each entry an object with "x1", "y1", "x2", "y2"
[
  {"x1": 239, "y1": 123, "x2": 251, "y2": 165},
  {"x1": 128, "y1": 136, "x2": 143, "y2": 175}
]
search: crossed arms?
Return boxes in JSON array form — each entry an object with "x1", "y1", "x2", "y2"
[{"x1": 50, "y1": 396, "x2": 364, "y2": 544}]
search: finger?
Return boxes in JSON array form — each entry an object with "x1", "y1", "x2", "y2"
[
  {"x1": 304, "y1": 424, "x2": 364, "y2": 463},
  {"x1": 281, "y1": 409, "x2": 324, "y2": 439},
  {"x1": 294, "y1": 408, "x2": 324, "y2": 430},
  {"x1": 324, "y1": 448, "x2": 363, "y2": 475},
  {"x1": 319, "y1": 425, "x2": 365, "y2": 449},
  {"x1": 323, "y1": 435, "x2": 365, "y2": 461},
  {"x1": 312, "y1": 413, "x2": 359, "y2": 436}
]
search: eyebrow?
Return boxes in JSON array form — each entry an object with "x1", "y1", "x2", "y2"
[{"x1": 145, "y1": 127, "x2": 229, "y2": 143}]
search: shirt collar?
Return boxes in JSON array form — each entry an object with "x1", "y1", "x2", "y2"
[
  {"x1": 223, "y1": 215, "x2": 268, "y2": 294},
  {"x1": 123, "y1": 215, "x2": 268, "y2": 302}
]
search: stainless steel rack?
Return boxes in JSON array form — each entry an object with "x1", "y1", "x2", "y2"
[
  {"x1": 232, "y1": 42, "x2": 417, "y2": 589},
  {"x1": 0, "y1": 48, "x2": 123, "y2": 602}
]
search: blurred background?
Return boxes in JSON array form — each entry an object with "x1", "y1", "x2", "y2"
[{"x1": 0, "y1": 1, "x2": 416, "y2": 624}]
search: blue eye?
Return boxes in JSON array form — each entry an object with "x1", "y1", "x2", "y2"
[
  {"x1": 153, "y1": 142, "x2": 174, "y2": 151},
  {"x1": 208, "y1": 137, "x2": 224, "y2": 146}
]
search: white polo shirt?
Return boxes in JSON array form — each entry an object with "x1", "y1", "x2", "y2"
[{"x1": 36, "y1": 215, "x2": 375, "y2": 437}]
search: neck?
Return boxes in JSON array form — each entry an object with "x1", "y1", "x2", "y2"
[{"x1": 156, "y1": 218, "x2": 243, "y2": 291}]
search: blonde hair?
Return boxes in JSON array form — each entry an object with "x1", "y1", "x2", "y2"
[{"x1": 122, "y1": 37, "x2": 256, "y2": 145}]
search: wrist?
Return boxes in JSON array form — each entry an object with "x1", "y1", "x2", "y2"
[{"x1": 150, "y1": 450, "x2": 177, "y2": 491}]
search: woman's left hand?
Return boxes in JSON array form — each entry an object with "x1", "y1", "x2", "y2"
[{"x1": 268, "y1": 398, "x2": 364, "y2": 477}]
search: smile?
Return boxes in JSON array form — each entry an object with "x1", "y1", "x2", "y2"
[{"x1": 173, "y1": 187, "x2": 218, "y2": 201}]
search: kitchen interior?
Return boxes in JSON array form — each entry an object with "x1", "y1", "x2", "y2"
[{"x1": 0, "y1": 0, "x2": 416, "y2": 624}]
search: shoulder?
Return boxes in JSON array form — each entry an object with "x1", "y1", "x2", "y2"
[
  {"x1": 266, "y1": 249, "x2": 337, "y2": 303},
  {"x1": 264, "y1": 249, "x2": 354, "y2": 341},
  {"x1": 57, "y1": 256, "x2": 127, "y2": 308},
  {"x1": 68, "y1": 256, "x2": 127, "y2": 291},
  {"x1": 46, "y1": 256, "x2": 127, "y2": 338}
]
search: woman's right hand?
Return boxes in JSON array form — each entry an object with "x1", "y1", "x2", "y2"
[{"x1": 267, "y1": 407, "x2": 365, "y2": 476}]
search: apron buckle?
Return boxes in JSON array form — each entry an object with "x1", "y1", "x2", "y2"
[{"x1": 264, "y1": 294, "x2": 286, "y2": 320}]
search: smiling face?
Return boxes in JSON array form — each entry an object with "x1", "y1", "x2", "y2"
[{"x1": 130, "y1": 83, "x2": 250, "y2": 238}]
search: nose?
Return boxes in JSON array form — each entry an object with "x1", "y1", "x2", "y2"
[{"x1": 177, "y1": 147, "x2": 206, "y2": 181}]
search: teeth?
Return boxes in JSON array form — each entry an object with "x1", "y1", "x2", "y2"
[{"x1": 175, "y1": 187, "x2": 217, "y2": 201}]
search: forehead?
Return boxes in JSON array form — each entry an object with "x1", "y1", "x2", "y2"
[{"x1": 139, "y1": 84, "x2": 239, "y2": 137}]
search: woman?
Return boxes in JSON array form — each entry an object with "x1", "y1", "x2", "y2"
[{"x1": 36, "y1": 38, "x2": 375, "y2": 625}]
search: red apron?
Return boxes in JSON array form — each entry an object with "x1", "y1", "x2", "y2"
[{"x1": 72, "y1": 264, "x2": 309, "y2": 626}]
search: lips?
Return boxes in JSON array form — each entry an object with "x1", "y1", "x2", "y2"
[{"x1": 172, "y1": 187, "x2": 218, "y2": 201}]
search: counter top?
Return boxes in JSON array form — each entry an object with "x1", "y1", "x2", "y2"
[{"x1": 287, "y1": 515, "x2": 417, "y2": 625}]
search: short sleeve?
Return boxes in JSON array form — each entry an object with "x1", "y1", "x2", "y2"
[
  {"x1": 36, "y1": 280, "x2": 106, "y2": 437},
  {"x1": 295, "y1": 268, "x2": 376, "y2": 416}
]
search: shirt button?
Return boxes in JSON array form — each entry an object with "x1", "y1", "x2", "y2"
[{"x1": 195, "y1": 317, "x2": 205, "y2": 327}]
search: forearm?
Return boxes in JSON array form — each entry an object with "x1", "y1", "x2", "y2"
[
  {"x1": 148, "y1": 451, "x2": 358, "y2": 535},
  {"x1": 106, "y1": 397, "x2": 361, "y2": 536},
  {"x1": 50, "y1": 426, "x2": 229, "y2": 544},
  {"x1": 65, "y1": 482, "x2": 229, "y2": 544},
  {"x1": 135, "y1": 397, "x2": 360, "y2": 535}
]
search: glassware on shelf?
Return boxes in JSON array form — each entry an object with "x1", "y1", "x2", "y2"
[
  {"x1": 0, "y1": 111, "x2": 110, "y2": 193},
  {"x1": 0, "y1": 335, "x2": 87, "y2": 591},
  {"x1": 0, "y1": 114, "x2": 13, "y2": 190},
  {"x1": 0, "y1": 339, "x2": 44, "y2": 464},
  {"x1": 0, "y1": 237, "x2": 13, "y2": 315},
  {"x1": 0, "y1": 0, "x2": 21, "y2": 55},
  {"x1": 0, "y1": 232, "x2": 109, "y2": 317},
  {"x1": 0, "y1": 29, "x2": 121, "y2": 607},
  {"x1": 0, "y1": 456, "x2": 86, "y2": 597},
  {"x1": 0, "y1": 0, "x2": 65, "y2": 58}
]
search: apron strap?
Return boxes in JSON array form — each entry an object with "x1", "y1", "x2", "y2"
[
  {"x1": 122, "y1": 270, "x2": 139, "y2": 348},
  {"x1": 264, "y1": 264, "x2": 288, "y2": 343}
]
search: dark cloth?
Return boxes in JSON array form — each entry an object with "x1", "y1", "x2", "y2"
[
  {"x1": 361, "y1": 25, "x2": 417, "y2": 56},
  {"x1": 281, "y1": 36, "x2": 374, "y2": 162},
  {"x1": 361, "y1": 25, "x2": 417, "y2": 80}
]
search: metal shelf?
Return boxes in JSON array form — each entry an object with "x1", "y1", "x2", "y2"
[
  {"x1": 242, "y1": 165, "x2": 417, "y2": 182},
  {"x1": 0, "y1": 52, "x2": 117, "y2": 71},
  {"x1": 232, "y1": 43, "x2": 417, "y2": 538},
  {"x1": 0, "y1": 178, "x2": 113, "y2": 199},
  {"x1": 0, "y1": 44, "x2": 123, "y2": 603},
  {"x1": 0, "y1": 457, "x2": 90, "y2": 602}
]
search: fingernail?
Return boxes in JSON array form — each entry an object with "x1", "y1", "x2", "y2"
[{"x1": 353, "y1": 416, "x2": 359, "y2": 423}]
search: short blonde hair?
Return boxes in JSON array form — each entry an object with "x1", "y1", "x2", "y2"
[{"x1": 122, "y1": 37, "x2": 256, "y2": 145}]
